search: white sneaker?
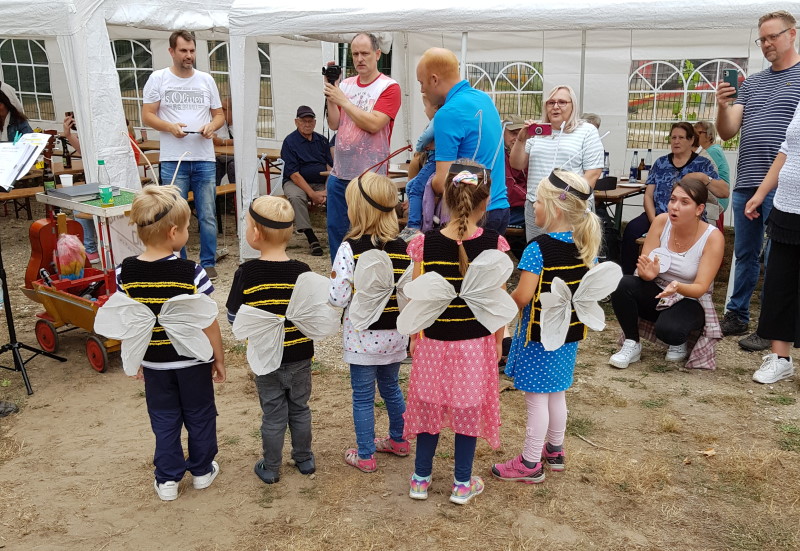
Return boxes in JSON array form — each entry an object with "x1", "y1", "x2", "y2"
[
  {"x1": 665, "y1": 343, "x2": 688, "y2": 362},
  {"x1": 193, "y1": 460, "x2": 220, "y2": 490},
  {"x1": 753, "y1": 354, "x2": 794, "y2": 384},
  {"x1": 609, "y1": 340, "x2": 642, "y2": 369},
  {"x1": 154, "y1": 480, "x2": 179, "y2": 501}
]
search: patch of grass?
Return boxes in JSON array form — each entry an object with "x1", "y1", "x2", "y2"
[
  {"x1": 435, "y1": 450, "x2": 453, "y2": 459},
  {"x1": 777, "y1": 423, "x2": 800, "y2": 452},
  {"x1": 0, "y1": 378, "x2": 11, "y2": 387},
  {"x1": 731, "y1": 366, "x2": 749, "y2": 376},
  {"x1": 680, "y1": 384, "x2": 690, "y2": 397},
  {"x1": 567, "y1": 415, "x2": 595, "y2": 437},
  {"x1": 763, "y1": 394, "x2": 796, "y2": 406},
  {"x1": 310, "y1": 360, "x2": 331, "y2": 374},
  {"x1": 659, "y1": 415, "x2": 682, "y2": 434},
  {"x1": 724, "y1": 518, "x2": 799, "y2": 550},
  {"x1": 374, "y1": 400, "x2": 386, "y2": 409},
  {"x1": 229, "y1": 342, "x2": 247, "y2": 355},
  {"x1": 249, "y1": 427, "x2": 261, "y2": 440},
  {"x1": 648, "y1": 363, "x2": 674, "y2": 374},
  {"x1": 222, "y1": 435, "x2": 241, "y2": 446},
  {"x1": 610, "y1": 376, "x2": 637, "y2": 383},
  {"x1": 640, "y1": 397, "x2": 667, "y2": 409},
  {"x1": 134, "y1": 389, "x2": 145, "y2": 399},
  {"x1": 257, "y1": 487, "x2": 280, "y2": 508}
]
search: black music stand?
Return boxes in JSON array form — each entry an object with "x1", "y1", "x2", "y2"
[{"x1": 0, "y1": 234, "x2": 66, "y2": 395}]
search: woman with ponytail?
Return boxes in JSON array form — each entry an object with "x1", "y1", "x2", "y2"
[
  {"x1": 495, "y1": 170, "x2": 609, "y2": 484},
  {"x1": 402, "y1": 159, "x2": 512, "y2": 505}
]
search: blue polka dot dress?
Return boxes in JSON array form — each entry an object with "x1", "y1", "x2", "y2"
[{"x1": 506, "y1": 232, "x2": 579, "y2": 393}]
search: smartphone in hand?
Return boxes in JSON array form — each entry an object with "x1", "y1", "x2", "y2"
[
  {"x1": 528, "y1": 123, "x2": 552, "y2": 137},
  {"x1": 722, "y1": 69, "x2": 739, "y2": 99}
]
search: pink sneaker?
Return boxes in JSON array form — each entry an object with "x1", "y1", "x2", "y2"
[
  {"x1": 449, "y1": 476, "x2": 485, "y2": 505},
  {"x1": 542, "y1": 443, "x2": 566, "y2": 472},
  {"x1": 374, "y1": 437, "x2": 410, "y2": 457},
  {"x1": 344, "y1": 448, "x2": 377, "y2": 473},
  {"x1": 491, "y1": 455, "x2": 545, "y2": 484}
]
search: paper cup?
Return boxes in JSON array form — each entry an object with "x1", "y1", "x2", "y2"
[
  {"x1": 60, "y1": 174, "x2": 73, "y2": 187},
  {"x1": 99, "y1": 185, "x2": 114, "y2": 205}
]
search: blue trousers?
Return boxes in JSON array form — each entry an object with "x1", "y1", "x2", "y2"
[
  {"x1": 326, "y1": 174, "x2": 351, "y2": 259},
  {"x1": 350, "y1": 362, "x2": 406, "y2": 458},
  {"x1": 484, "y1": 207, "x2": 510, "y2": 236},
  {"x1": 414, "y1": 432, "x2": 477, "y2": 482},
  {"x1": 726, "y1": 188, "x2": 774, "y2": 322},
  {"x1": 160, "y1": 160, "x2": 217, "y2": 268},
  {"x1": 75, "y1": 216, "x2": 96, "y2": 254},
  {"x1": 406, "y1": 159, "x2": 436, "y2": 230},
  {"x1": 143, "y1": 363, "x2": 218, "y2": 484}
]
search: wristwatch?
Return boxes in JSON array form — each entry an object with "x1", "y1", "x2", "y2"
[{"x1": 706, "y1": 175, "x2": 712, "y2": 186}]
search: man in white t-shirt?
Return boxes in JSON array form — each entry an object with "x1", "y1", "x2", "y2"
[{"x1": 142, "y1": 30, "x2": 224, "y2": 279}]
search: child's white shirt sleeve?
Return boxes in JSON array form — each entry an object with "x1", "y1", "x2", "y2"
[{"x1": 329, "y1": 242, "x2": 355, "y2": 308}]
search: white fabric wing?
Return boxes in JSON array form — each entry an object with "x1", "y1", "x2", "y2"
[
  {"x1": 93, "y1": 291, "x2": 156, "y2": 376},
  {"x1": 286, "y1": 271, "x2": 341, "y2": 341},
  {"x1": 395, "y1": 263, "x2": 413, "y2": 311},
  {"x1": 459, "y1": 249, "x2": 517, "y2": 333},
  {"x1": 231, "y1": 304, "x2": 285, "y2": 376},
  {"x1": 158, "y1": 294, "x2": 219, "y2": 363},
  {"x1": 396, "y1": 271, "x2": 456, "y2": 335},
  {"x1": 349, "y1": 249, "x2": 394, "y2": 331},
  {"x1": 539, "y1": 277, "x2": 575, "y2": 351},
  {"x1": 572, "y1": 261, "x2": 623, "y2": 332},
  {"x1": 539, "y1": 262, "x2": 624, "y2": 351}
]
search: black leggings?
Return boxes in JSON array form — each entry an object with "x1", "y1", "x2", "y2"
[{"x1": 611, "y1": 275, "x2": 704, "y2": 345}]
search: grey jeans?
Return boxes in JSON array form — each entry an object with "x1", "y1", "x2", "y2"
[
  {"x1": 254, "y1": 358, "x2": 313, "y2": 470},
  {"x1": 283, "y1": 181, "x2": 326, "y2": 232}
]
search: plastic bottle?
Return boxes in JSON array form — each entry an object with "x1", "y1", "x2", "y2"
[
  {"x1": 629, "y1": 151, "x2": 639, "y2": 183},
  {"x1": 602, "y1": 152, "x2": 610, "y2": 179},
  {"x1": 644, "y1": 148, "x2": 653, "y2": 171},
  {"x1": 97, "y1": 160, "x2": 113, "y2": 205}
]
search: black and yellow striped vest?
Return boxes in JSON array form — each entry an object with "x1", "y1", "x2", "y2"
[
  {"x1": 120, "y1": 256, "x2": 198, "y2": 364},
  {"x1": 526, "y1": 234, "x2": 589, "y2": 344},
  {"x1": 348, "y1": 235, "x2": 410, "y2": 331},
  {"x1": 238, "y1": 259, "x2": 314, "y2": 363},
  {"x1": 420, "y1": 228, "x2": 500, "y2": 341}
]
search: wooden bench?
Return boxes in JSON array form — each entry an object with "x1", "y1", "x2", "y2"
[{"x1": 0, "y1": 185, "x2": 44, "y2": 220}]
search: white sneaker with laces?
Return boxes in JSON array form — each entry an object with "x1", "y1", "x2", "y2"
[
  {"x1": 753, "y1": 354, "x2": 794, "y2": 384},
  {"x1": 193, "y1": 460, "x2": 220, "y2": 490},
  {"x1": 665, "y1": 343, "x2": 688, "y2": 362},
  {"x1": 609, "y1": 340, "x2": 642, "y2": 369},
  {"x1": 154, "y1": 480, "x2": 179, "y2": 501}
]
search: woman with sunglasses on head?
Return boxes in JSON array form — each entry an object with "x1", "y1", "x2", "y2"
[
  {"x1": 509, "y1": 85, "x2": 605, "y2": 242},
  {"x1": 610, "y1": 177, "x2": 724, "y2": 370},
  {"x1": 620, "y1": 122, "x2": 728, "y2": 275}
]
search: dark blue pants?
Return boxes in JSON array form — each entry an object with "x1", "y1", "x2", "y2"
[
  {"x1": 414, "y1": 432, "x2": 477, "y2": 482},
  {"x1": 483, "y1": 207, "x2": 510, "y2": 236},
  {"x1": 143, "y1": 363, "x2": 218, "y2": 484}
]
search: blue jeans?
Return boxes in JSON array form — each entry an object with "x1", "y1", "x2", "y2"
[
  {"x1": 326, "y1": 174, "x2": 351, "y2": 258},
  {"x1": 406, "y1": 159, "x2": 436, "y2": 229},
  {"x1": 160, "y1": 161, "x2": 217, "y2": 268},
  {"x1": 143, "y1": 362, "x2": 218, "y2": 484},
  {"x1": 75, "y1": 216, "x2": 96, "y2": 254},
  {"x1": 350, "y1": 362, "x2": 406, "y2": 458},
  {"x1": 414, "y1": 432, "x2": 477, "y2": 483},
  {"x1": 726, "y1": 188, "x2": 774, "y2": 322},
  {"x1": 483, "y1": 207, "x2": 510, "y2": 235}
]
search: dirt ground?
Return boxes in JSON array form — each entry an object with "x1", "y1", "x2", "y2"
[{"x1": 1, "y1": 203, "x2": 799, "y2": 551}]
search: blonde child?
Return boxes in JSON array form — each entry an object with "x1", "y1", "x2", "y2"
[
  {"x1": 225, "y1": 196, "x2": 319, "y2": 484},
  {"x1": 400, "y1": 160, "x2": 514, "y2": 505},
  {"x1": 99, "y1": 185, "x2": 225, "y2": 501},
  {"x1": 329, "y1": 172, "x2": 412, "y2": 472},
  {"x1": 494, "y1": 170, "x2": 603, "y2": 483}
]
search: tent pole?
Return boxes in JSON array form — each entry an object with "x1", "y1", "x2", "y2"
[
  {"x1": 460, "y1": 32, "x2": 468, "y2": 80},
  {"x1": 579, "y1": 30, "x2": 587, "y2": 114}
]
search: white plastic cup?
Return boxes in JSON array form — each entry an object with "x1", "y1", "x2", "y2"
[{"x1": 60, "y1": 174, "x2": 73, "y2": 187}]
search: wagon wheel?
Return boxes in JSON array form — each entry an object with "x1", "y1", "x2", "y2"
[
  {"x1": 35, "y1": 319, "x2": 59, "y2": 353},
  {"x1": 86, "y1": 336, "x2": 109, "y2": 373}
]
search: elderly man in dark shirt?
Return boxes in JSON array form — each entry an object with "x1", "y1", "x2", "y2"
[{"x1": 281, "y1": 106, "x2": 333, "y2": 256}]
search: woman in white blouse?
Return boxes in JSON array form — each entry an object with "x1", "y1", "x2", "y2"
[{"x1": 509, "y1": 85, "x2": 604, "y2": 241}]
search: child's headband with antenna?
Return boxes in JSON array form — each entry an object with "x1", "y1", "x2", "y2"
[
  {"x1": 548, "y1": 170, "x2": 592, "y2": 201},
  {"x1": 249, "y1": 203, "x2": 294, "y2": 229}
]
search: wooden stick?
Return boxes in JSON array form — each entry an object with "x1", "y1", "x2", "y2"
[{"x1": 576, "y1": 434, "x2": 619, "y2": 452}]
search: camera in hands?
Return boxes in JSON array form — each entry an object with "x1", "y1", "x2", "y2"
[{"x1": 322, "y1": 65, "x2": 342, "y2": 85}]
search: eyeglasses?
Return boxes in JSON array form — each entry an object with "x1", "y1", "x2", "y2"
[
  {"x1": 545, "y1": 100, "x2": 572, "y2": 108},
  {"x1": 755, "y1": 28, "x2": 792, "y2": 46}
]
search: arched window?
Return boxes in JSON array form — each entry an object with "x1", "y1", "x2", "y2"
[
  {"x1": 207, "y1": 40, "x2": 230, "y2": 100},
  {"x1": 466, "y1": 61, "x2": 544, "y2": 119},
  {"x1": 0, "y1": 39, "x2": 54, "y2": 121},
  {"x1": 112, "y1": 39, "x2": 152, "y2": 128},
  {"x1": 257, "y1": 43, "x2": 275, "y2": 139},
  {"x1": 627, "y1": 58, "x2": 748, "y2": 151}
]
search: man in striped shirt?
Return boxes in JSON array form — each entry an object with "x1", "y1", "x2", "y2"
[{"x1": 716, "y1": 10, "x2": 800, "y2": 350}]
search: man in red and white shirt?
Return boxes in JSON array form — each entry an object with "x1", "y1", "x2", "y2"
[{"x1": 324, "y1": 33, "x2": 401, "y2": 258}]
